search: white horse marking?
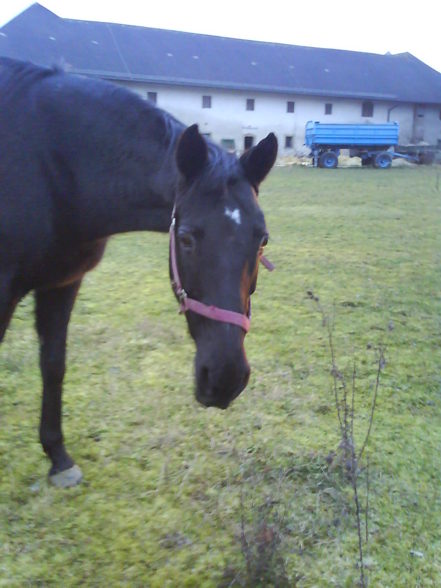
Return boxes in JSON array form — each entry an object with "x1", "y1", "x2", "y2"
[{"x1": 224, "y1": 207, "x2": 241, "y2": 225}]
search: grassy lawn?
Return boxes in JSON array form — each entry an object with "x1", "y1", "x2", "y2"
[{"x1": 1, "y1": 165, "x2": 440, "y2": 586}]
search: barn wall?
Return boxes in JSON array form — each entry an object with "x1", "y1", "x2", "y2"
[
  {"x1": 420, "y1": 105, "x2": 441, "y2": 145},
  {"x1": 119, "y1": 81, "x2": 441, "y2": 155}
]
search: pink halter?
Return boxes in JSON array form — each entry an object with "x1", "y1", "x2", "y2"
[{"x1": 169, "y1": 210, "x2": 273, "y2": 333}]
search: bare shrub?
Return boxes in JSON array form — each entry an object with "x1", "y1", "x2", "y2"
[{"x1": 307, "y1": 290, "x2": 385, "y2": 587}]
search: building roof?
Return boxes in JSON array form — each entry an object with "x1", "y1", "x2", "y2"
[{"x1": 1, "y1": 3, "x2": 441, "y2": 104}]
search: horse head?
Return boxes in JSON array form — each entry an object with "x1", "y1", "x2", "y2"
[{"x1": 171, "y1": 125, "x2": 277, "y2": 409}]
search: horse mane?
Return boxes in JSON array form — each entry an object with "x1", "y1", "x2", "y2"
[
  {"x1": 205, "y1": 142, "x2": 242, "y2": 190},
  {"x1": 0, "y1": 57, "x2": 55, "y2": 99},
  {"x1": 0, "y1": 57, "x2": 242, "y2": 205}
]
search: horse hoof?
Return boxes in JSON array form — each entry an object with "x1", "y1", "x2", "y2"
[{"x1": 49, "y1": 465, "x2": 83, "y2": 488}]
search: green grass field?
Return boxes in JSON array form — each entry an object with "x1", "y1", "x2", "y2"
[{"x1": 1, "y1": 165, "x2": 440, "y2": 586}]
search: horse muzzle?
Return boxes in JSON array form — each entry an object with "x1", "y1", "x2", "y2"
[{"x1": 195, "y1": 348, "x2": 250, "y2": 409}]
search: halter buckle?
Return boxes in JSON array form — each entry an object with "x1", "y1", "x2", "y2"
[
  {"x1": 177, "y1": 288, "x2": 187, "y2": 304},
  {"x1": 172, "y1": 281, "x2": 187, "y2": 309}
]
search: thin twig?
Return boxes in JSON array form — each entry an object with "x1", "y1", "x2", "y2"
[
  {"x1": 239, "y1": 487, "x2": 252, "y2": 580},
  {"x1": 358, "y1": 347, "x2": 385, "y2": 461},
  {"x1": 307, "y1": 292, "x2": 344, "y2": 433},
  {"x1": 327, "y1": 311, "x2": 345, "y2": 435},
  {"x1": 365, "y1": 455, "x2": 370, "y2": 544},
  {"x1": 351, "y1": 461, "x2": 366, "y2": 588},
  {"x1": 343, "y1": 365, "x2": 349, "y2": 453},
  {"x1": 351, "y1": 358, "x2": 356, "y2": 441}
]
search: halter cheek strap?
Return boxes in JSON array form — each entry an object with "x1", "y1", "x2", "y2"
[
  {"x1": 260, "y1": 254, "x2": 274, "y2": 272},
  {"x1": 170, "y1": 215, "x2": 251, "y2": 332},
  {"x1": 169, "y1": 208, "x2": 274, "y2": 333}
]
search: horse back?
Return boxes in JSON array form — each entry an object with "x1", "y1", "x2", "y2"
[
  {"x1": 0, "y1": 59, "x2": 107, "y2": 291},
  {"x1": 0, "y1": 59, "x2": 58, "y2": 246}
]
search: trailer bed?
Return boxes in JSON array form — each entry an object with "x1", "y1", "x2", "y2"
[{"x1": 305, "y1": 121, "x2": 399, "y2": 148}]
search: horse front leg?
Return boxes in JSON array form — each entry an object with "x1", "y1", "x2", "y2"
[{"x1": 35, "y1": 280, "x2": 83, "y2": 487}]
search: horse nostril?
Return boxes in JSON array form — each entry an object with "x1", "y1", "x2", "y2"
[
  {"x1": 197, "y1": 365, "x2": 216, "y2": 406},
  {"x1": 233, "y1": 366, "x2": 250, "y2": 400},
  {"x1": 199, "y1": 365, "x2": 210, "y2": 389}
]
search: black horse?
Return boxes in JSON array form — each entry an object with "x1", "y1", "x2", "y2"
[{"x1": 0, "y1": 57, "x2": 277, "y2": 487}]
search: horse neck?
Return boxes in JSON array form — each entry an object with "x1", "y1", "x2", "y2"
[{"x1": 64, "y1": 95, "x2": 183, "y2": 241}]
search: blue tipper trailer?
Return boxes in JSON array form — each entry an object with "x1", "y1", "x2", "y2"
[{"x1": 305, "y1": 121, "x2": 419, "y2": 168}]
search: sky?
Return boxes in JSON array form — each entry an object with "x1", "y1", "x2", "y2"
[{"x1": 1, "y1": 0, "x2": 440, "y2": 73}]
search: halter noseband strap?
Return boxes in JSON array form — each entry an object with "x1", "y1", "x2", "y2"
[{"x1": 169, "y1": 210, "x2": 273, "y2": 333}]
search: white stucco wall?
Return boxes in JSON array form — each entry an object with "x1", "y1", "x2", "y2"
[
  {"x1": 120, "y1": 81, "x2": 441, "y2": 156},
  {"x1": 420, "y1": 105, "x2": 441, "y2": 145}
]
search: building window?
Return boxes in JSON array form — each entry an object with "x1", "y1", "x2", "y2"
[
  {"x1": 325, "y1": 103, "x2": 333, "y2": 115},
  {"x1": 285, "y1": 136, "x2": 293, "y2": 149},
  {"x1": 147, "y1": 91, "x2": 157, "y2": 104},
  {"x1": 287, "y1": 101, "x2": 295, "y2": 113},
  {"x1": 202, "y1": 95, "x2": 212, "y2": 109},
  {"x1": 246, "y1": 98, "x2": 255, "y2": 111},
  {"x1": 221, "y1": 139, "x2": 236, "y2": 152},
  {"x1": 244, "y1": 135, "x2": 254, "y2": 150},
  {"x1": 362, "y1": 100, "x2": 374, "y2": 117}
]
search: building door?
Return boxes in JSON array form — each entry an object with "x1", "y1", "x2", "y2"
[
  {"x1": 413, "y1": 104, "x2": 425, "y2": 142},
  {"x1": 244, "y1": 135, "x2": 254, "y2": 151}
]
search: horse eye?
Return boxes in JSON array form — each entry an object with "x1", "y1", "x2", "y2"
[
  {"x1": 179, "y1": 232, "x2": 196, "y2": 252},
  {"x1": 260, "y1": 233, "x2": 269, "y2": 248}
]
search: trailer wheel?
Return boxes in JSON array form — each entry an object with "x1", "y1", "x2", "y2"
[
  {"x1": 319, "y1": 151, "x2": 338, "y2": 169},
  {"x1": 373, "y1": 152, "x2": 392, "y2": 169}
]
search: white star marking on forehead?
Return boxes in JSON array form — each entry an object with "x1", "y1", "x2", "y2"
[{"x1": 224, "y1": 207, "x2": 241, "y2": 225}]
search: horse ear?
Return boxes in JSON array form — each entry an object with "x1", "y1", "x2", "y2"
[
  {"x1": 176, "y1": 124, "x2": 208, "y2": 182},
  {"x1": 240, "y1": 133, "x2": 278, "y2": 187}
]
